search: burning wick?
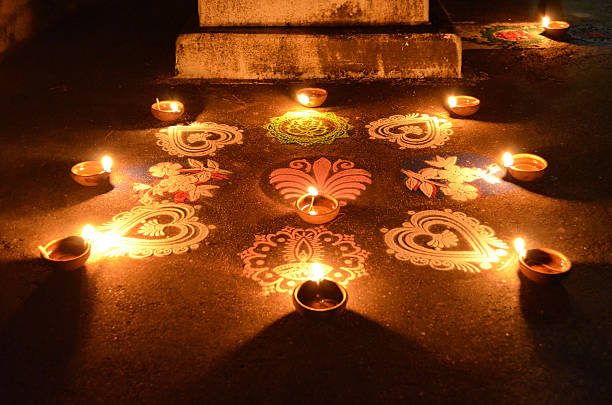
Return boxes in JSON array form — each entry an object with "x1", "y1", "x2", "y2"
[
  {"x1": 447, "y1": 96, "x2": 457, "y2": 108},
  {"x1": 297, "y1": 93, "x2": 310, "y2": 106},
  {"x1": 170, "y1": 102, "x2": 179, "y2": 112},
  {"x1": 514, "y1": 238, "x2": 526, "y2": 259},
  {"x1": 502, "y1": 152, "x2": 514, "y2": 168},
  {"x1": 311, "y1": 262, "x2": 325, "y2": 285},
  {"x1": 307, "y1": 186, "x2": 319, "y2": 214},
  {"x1": 156, "y1": 98, "x2": 161, "y2": 110},
  {"x1": 38, "y1": 245, "x2": 50, "y2": 259},
  {"x1": 101, "y1": 155, "x2": 112, "y2": 173},
  {"x1": 542, "y1": 16, "x2": 550, "y2": 28}
]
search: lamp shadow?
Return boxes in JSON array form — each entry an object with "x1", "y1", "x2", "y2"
[
  {"x1": 0, "y1": 262, "x2": 91, "y2": 404},
  {"x1": 0, "y1": 157, "x2": 113, "y2": 216},
  {"x1": 520, "y1": 262, "x2": 612, "y2": 402},
  {"x1": 179, "y1": 311, "x2": 505, "y2": 404}
]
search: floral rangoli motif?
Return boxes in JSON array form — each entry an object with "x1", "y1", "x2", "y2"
[
  {"x1": 366, "y1": 113, "x2": 454, "y2": 149},
  {"x1": 156, "y1": 122, "x2": 243, "y2": 157},
  {"x1": 381, "y1": 209, "x2": 510, "y2": 273},
  {"x1": 269, "y1": 157, "x2": 372, "y2": 206},
  {"x1": 90, "y1": 203, "x2": 213, "y2": 259},
  {"x1": 133, "y1": 159, "x2": 231, "y2": 205},
  {"x1": 263, "y1": 111, "x2": 352, "y2": 146},
  {"x1": 480, "y1": 25, "x2": 547, "y2": 46},
  {"x1": 402, "y1": 155, "x2": 504, "y2": 201},
  {"x1": 239, "y1": 226, "x2": 369, "y2": 294}
]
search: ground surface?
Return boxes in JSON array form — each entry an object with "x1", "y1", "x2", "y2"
[{"x1": 0, "y1": 1, "x2": 611, "y2": 404}]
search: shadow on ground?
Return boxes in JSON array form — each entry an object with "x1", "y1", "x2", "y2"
[
  {"x1": 177, "y1": 310, "x2": 506, "y2": 404},
  {"x1": 0, "y1": 264, "x2": 91, "y2": 404}
]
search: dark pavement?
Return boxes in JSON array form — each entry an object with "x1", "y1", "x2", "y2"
[{"x1": 0, "y1": 1, "x2": 611, "y2": 404}]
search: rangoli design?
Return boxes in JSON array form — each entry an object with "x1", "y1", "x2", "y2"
[
  {"x1": 156, "y1": 122, "x2": 243, "y2": 157},
  {"x1": 402, "y1": 155, "x2": 504, "y2": 201},
  {"x1": 568, "y1": 24, "x2": 612, "y2": 46},
  {"x1": 90, "y1": 203, "x2": 213, "y2": 259},
  {"x1": 381, "y1": 209, "x2": 510, "y2": 273},
  {"x1": 263, "y1": 111, "x2": 352, "y2": 146},
  {"x1": 239, "y1": 226, "x2": 369, "y2": 294},
  {"x1": 366, "y1": 113, "x2": 454, "y2": 149},
  {"x1": 269, "y1": 157, "x2": 372, "y2": 206},
  {"x1": 479, "y1": 25, "x2": 547, "y2": 46},
  {"x1": 132, "y1": 159, "x2": 231, "y2": 205}
]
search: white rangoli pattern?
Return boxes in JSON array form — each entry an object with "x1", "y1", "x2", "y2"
[
  {"x1": 366, "y1": 113, "x2": 454, "y2": 149},
  {"x1": 382, "y1": 209, "x2": 510, "y2": 273},
  {"x1": 402, "y1": 156, "x2": 503, "y2": 201},
  {"x1": 156, "y1": 122, "x2": 243, "y2": 157},
  {"x1": 92, "y1": 203, "x2": 213, "y2": 259},
  {"x1": 239, "y1": 226, "x2": 369, "y2": 294},
  {"x1": 269, "y1": 157, "x2": 372, "y2": 206}
]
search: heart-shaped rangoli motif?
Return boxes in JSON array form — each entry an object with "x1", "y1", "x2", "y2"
[
  {"x1": 156, "y1": 122, "x2": 243, "y2": 157},
  {"x1": 269, "y1": 157, "x2": 372, "y2": 206},
  {"x1": 381, "y1": 209, "x2": 509, "y2": 272},
  {"x1": 366, "y1": 113, "x2": 453, "y2": 149},
  {"x1": 91, "y1": 203, "x2": 213, "y2": 259}
]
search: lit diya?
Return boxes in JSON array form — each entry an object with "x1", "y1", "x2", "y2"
[
  {"x1": 71, "y1": 155, "x2": 112, "y2": 186},
  {"x1": 448, "y1": 96, "x2": 480, "y2": 117},
  {"x1": 296, "y1": 88, "x2": 328, "y2": 108},
  {"x1": 39, "y1": 232, "x2": 91, "y2": 271},
  {"x1": 503, "y1": 152, "x2": 547, "y2": 181},
  {"x1": 542, "y1": 16, "x2": 570, "y2": 40},
  {"x1": 151, "y1": 98, "x2": 184, "y2": 121},
  {"x1": 296, "y1": 187, "x2": 340, "y2": 224},
  {"x1": 515, "y1": 238, "x2": 571, "y2": 283},
  {"x1": 293, "y1": 263, "x2": 348, "y2": 319}
]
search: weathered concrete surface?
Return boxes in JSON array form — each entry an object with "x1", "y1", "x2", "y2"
[
  {"x1": 176, "y1": 31, "x2": 461, "y2": 79},
  {"x1": 198, "y1": 0, "x2": 429, "y2": 27}
]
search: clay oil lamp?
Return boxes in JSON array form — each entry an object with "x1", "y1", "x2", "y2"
[
  {"x1": 39, "y1": 229, "x2": 91, "y2": 271},
  {"x1": 503, "y1": 152, "x2": 547, "y2": 182},
  {"x1": 293, "y1": 263, "x2": 348, "y2": 319},
  {"x1": 296, "y1": 187, "x2": 340, "y2": 224},
  {"x1": 296, "y1": 88, "x2": 328, "y2": 108},
  {"x1": 151, "y1": 98, "x2": 184, "y2": 121},
  {"x1": 542, "y1": 16, "x2": 570, "y2": 40},
  {"x1": 447, "y1": 96, "x2": 480, "y2": 117},
  {"x1": 71, "y1": 155, "x2": 112, "y2": 186},
  {"x1": 515, "y1": 238, "x2": 571, "y2": 283}
]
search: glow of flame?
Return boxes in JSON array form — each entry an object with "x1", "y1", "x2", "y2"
[
  {"x1": 170, "y1": 102, "x2": 179, "y2": 112},
  {"x1": 502, "y1": 152, "x2": 514, "y2": 168},
  {"x1": 311, "y1": 262, "x2": 325, "y2": 283},
  {"x1": 542, "y1": 16, "x2": 550, "y2": 28},
  {"x1": 82, "y1": 225, "x2": 97, "y2": 242},
  {"x1": 101, "y1": 155, "x2": 112, "y2": 172},
  {"x1": 514, "y1": 238, "x2": 526, "y2": 259},
  {"x1": 448, "y1": 96, "x2": 457, "y2": 108},
  {"x1": 307, "y1": 186, "x2": 319, "y2": 196},
  {"x1": 297, "y1": 93, "x2": 310, "y2": 106},
  {"x1": 308, "y1": 210, "x2": 318, "y2": 216}
]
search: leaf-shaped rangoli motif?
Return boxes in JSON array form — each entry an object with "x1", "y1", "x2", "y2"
[
  {"x1": 381, "y1": 209, "x2": 511, "y2": 273},
  {"x1": 366, "y1": 113, "x2": 454, "y2": 149},
  {"x1": 156, "y1": 122, "x2": 243, "y2": 157},
  {"x1": 89, "y1": 203, "x2": 213, "y2": 259},
  {"x1": 239, "y1": 226, "x2": 369, "y2": 294},
  {"x1": 269, "y1": 157, "x2": 372, "y2": 206}
]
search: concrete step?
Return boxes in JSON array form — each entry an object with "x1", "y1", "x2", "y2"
[
  {"x1": 198, "y1": 0, "x2": 428, "y2": 27},
  {"x1": 176, "y1": 28, "x2": 461, "y2": 80}
]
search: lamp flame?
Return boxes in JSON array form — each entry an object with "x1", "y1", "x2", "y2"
[
  {"x1": 542, "y1": 16, "x2": 550, "y2": 28},
  {"x1": 297, "y1": 93, "x2": 310, "y2": 106},
  {"x1": 82, "y1": 225, "x2": 97, "y2": 242},
  {"x1": 448, "y1": 96, "x2": 457, "y2": 108},
  {"x1": 311, "y1": 262, "x2": 325, "y2": 283},
  {"x1": 502, "y1": 152, "x2": 514, "y2": 168},
  {"x1": 101, "y1": 155, "x2": 112, "y2": 172},
  {"x1": 170, "y1": 102, "x2": 179, "y2": 112},
  {"x1": 514, "y1": 238, "x2": 526, "y2": 259},
  {"x1": 307, "y1": 186, "x2": 319, "y2": 196}
]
